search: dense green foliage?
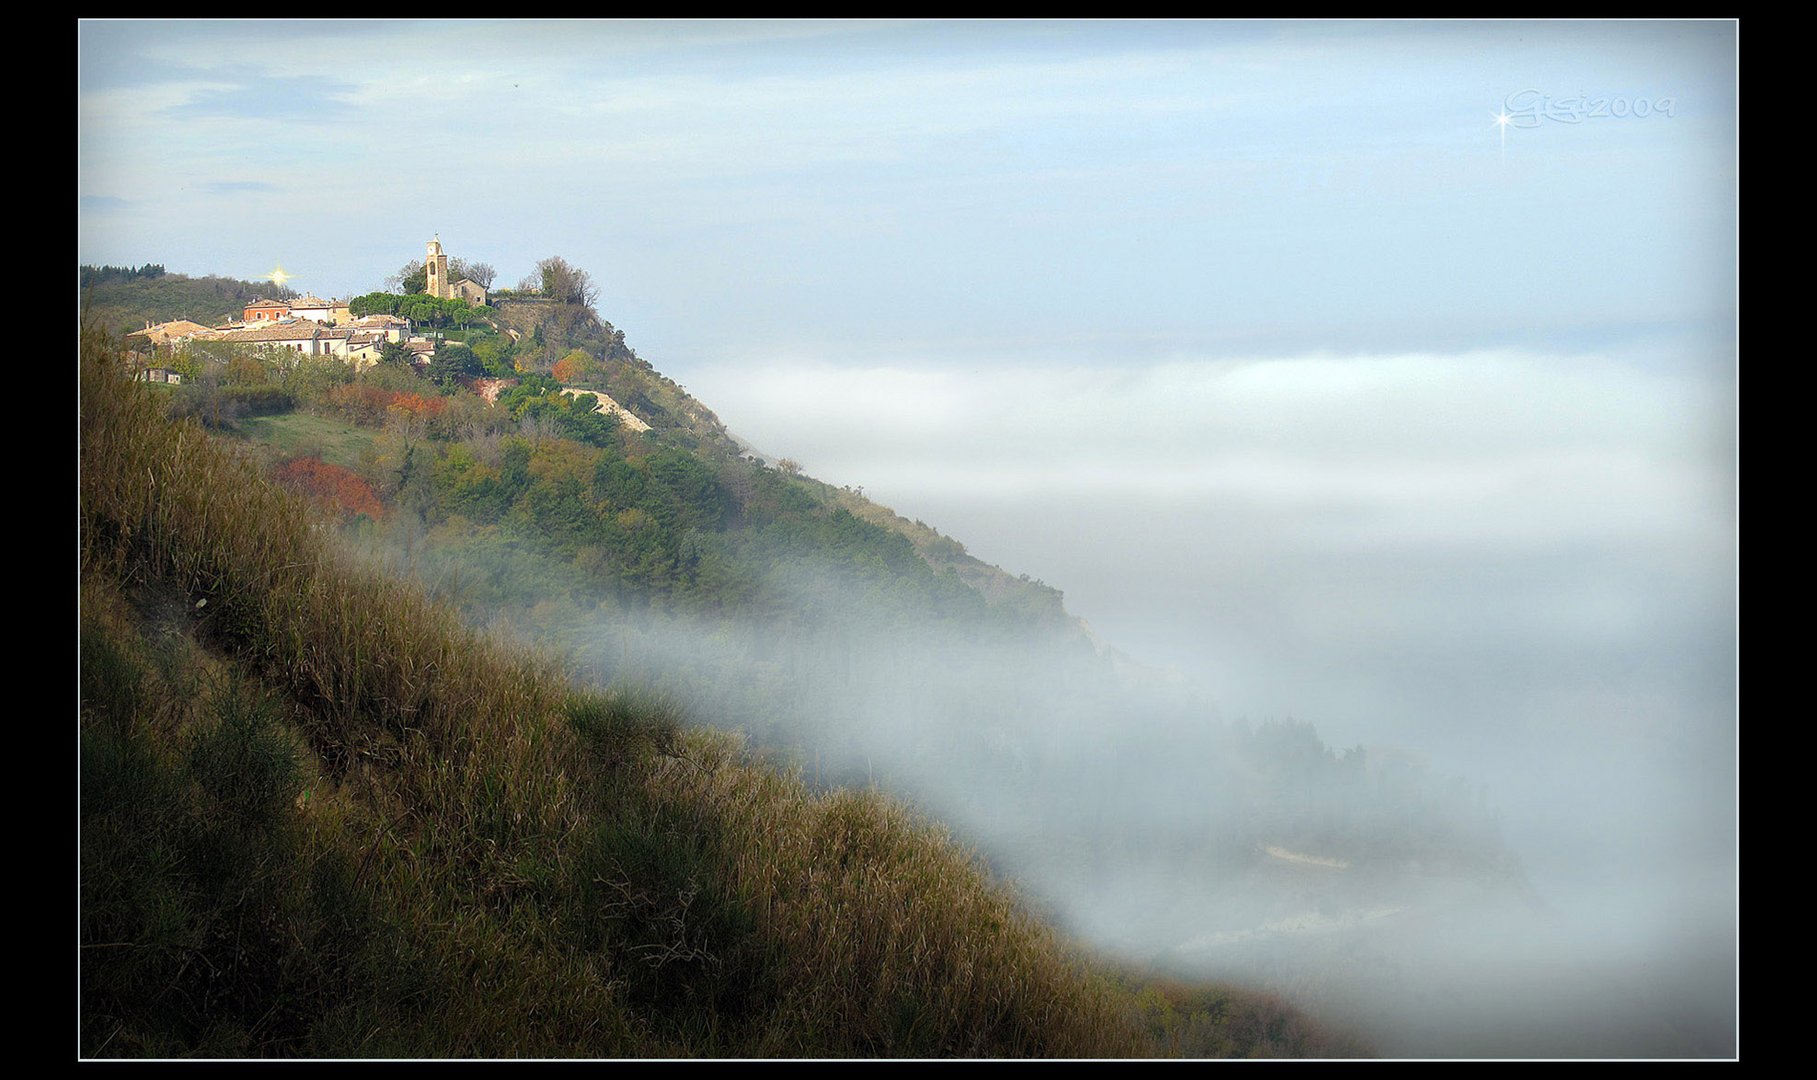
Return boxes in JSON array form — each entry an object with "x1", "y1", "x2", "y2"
[
  {"x1": 80, "y1": 263, "x2": 167, "y2": 287},
  {"x1": 347, "y1": 292, "x2": 488, "y2": 331},
  {"x1": 505, "y1": 384, "x2": 620, "y2": 447},
  {"x1": 429, "y1": 343, "x2": 484, "y2": 385}
]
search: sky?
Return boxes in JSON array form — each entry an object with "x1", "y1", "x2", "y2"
[
  {"x1": 80, "y1": 19, "x2": 1738, "y2": 1053},
  {"x1": 79, "y1": 20, "x2": 1734, "y2": 361}
]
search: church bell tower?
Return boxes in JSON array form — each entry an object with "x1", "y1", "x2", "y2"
[{"x1": 426, "y1": 236, "x2": 449, "y2": 299}]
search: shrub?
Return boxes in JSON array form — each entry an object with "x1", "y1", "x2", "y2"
[{"x1": 272, "y1": 457, "x2": 386, "y2": 522}]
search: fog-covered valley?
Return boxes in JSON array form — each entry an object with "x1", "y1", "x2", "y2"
[{"x1": 650, "y1": 342, "x2": 1739, "y2": 1057}]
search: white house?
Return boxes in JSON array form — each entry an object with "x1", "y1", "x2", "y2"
[
  {"x1": 219, "y1": 320, "x2": 326, "y2": 354},
  {"x1": 352, "y1": 313, "x2": 411, "y2": 342},
  {"x1": 287, "y1": 295, "x2": 351, "y2": 324},
  {"x1": 344, "y1": 331, "x2": 387, "y2": 368}
]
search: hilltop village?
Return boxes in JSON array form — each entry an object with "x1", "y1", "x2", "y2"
[
  {"x1": 125, "y1": 239, "x2": 489, "y2": 372},
  {"x1": 116, "y1": 239, "x2": 655, "y2": 435},
  {"x1": 111, "y1": 239, "x2": 660, "y2": 437}
]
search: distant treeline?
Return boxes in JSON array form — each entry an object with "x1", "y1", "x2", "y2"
[
  {"x1": 80, "y1": 266, "x2": 300, "y2": 337},
  {"x1": 80, "y1": 263, "x2": 168, "y2": 287}
]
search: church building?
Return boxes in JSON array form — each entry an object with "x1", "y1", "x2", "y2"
[{"x1": 425, "y1": 236, "x2": 489, "y2": 305}]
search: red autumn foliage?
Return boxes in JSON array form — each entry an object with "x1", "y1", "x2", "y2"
[
  {"x1": 388, "y1": 392, "x2": 448, "y2": 420},
  {"x1": 273, "y1": 456, "x2": 386, "y2": 521}
]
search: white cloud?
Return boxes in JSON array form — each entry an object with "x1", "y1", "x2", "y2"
[{"x1": 688, "y1": 348, "x2": 1734, "y2": 552}]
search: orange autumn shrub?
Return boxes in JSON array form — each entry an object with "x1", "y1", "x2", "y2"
[
  {"x1": 551, "y1": 351, "x2": 589, "y2": 384},
  {"x1": 387, "y1": 392, "x2": 447, "y2": 421},
  {"x1": 272, "y1": 456, "x2": 386, "y2": 521}
]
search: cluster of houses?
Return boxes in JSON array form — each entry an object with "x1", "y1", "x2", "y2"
[
  {"x1": 128, "y1": 302, "x2": 425, "y2": 379},
  {"x1": 125, "y1": 238, "x2": 490, "y2": 381},
  {"x1": 120, "y1": 238, "x2": 657, "y2": 436}
]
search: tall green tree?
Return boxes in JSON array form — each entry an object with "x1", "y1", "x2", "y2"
[
  {"x1": 378, "y1": 340, "x2": 417, "y2": 370},
  {"x1": 348, "y1": 292, "x2": 403, "y2": 318},
  {"x1": 429, "y1": 343, "x2": 484, "y2": 386}
]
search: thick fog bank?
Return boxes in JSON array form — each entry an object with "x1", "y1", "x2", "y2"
[{"x1": 674, "y1": 342, "x2": 1736, "y2": 1056}]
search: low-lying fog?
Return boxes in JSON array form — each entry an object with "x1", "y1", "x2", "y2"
[{"x1": 672, "y1": 336, "x2": 1737, "y2": 1057}]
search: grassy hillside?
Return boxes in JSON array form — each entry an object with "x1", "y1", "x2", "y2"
[{"x1": 78, "y1": 334, "x2": 1363, "y2": 1059}]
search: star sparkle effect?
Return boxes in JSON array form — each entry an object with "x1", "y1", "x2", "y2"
[
  {"x1": 264, "y1": 263, "x2": 292, "y2": 289},
  {"x1": 1492, "y1": 108, "x2": 1514, "y2": 156}
]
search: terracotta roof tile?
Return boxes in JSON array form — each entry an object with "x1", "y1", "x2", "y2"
[{"x1": 221, "y1": 323, "x2": 322, "y2": 343}]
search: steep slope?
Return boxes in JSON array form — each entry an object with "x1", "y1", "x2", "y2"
[
  {"x1": 490, "y1": 293, "x2": 737, "y2": 454},
  {"x1": 78, "y1": 334, "x2": 1362, "y2": 1058},
  {"x1": 443, "y1": 290, "x2": 1106, "y2": 658}
]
